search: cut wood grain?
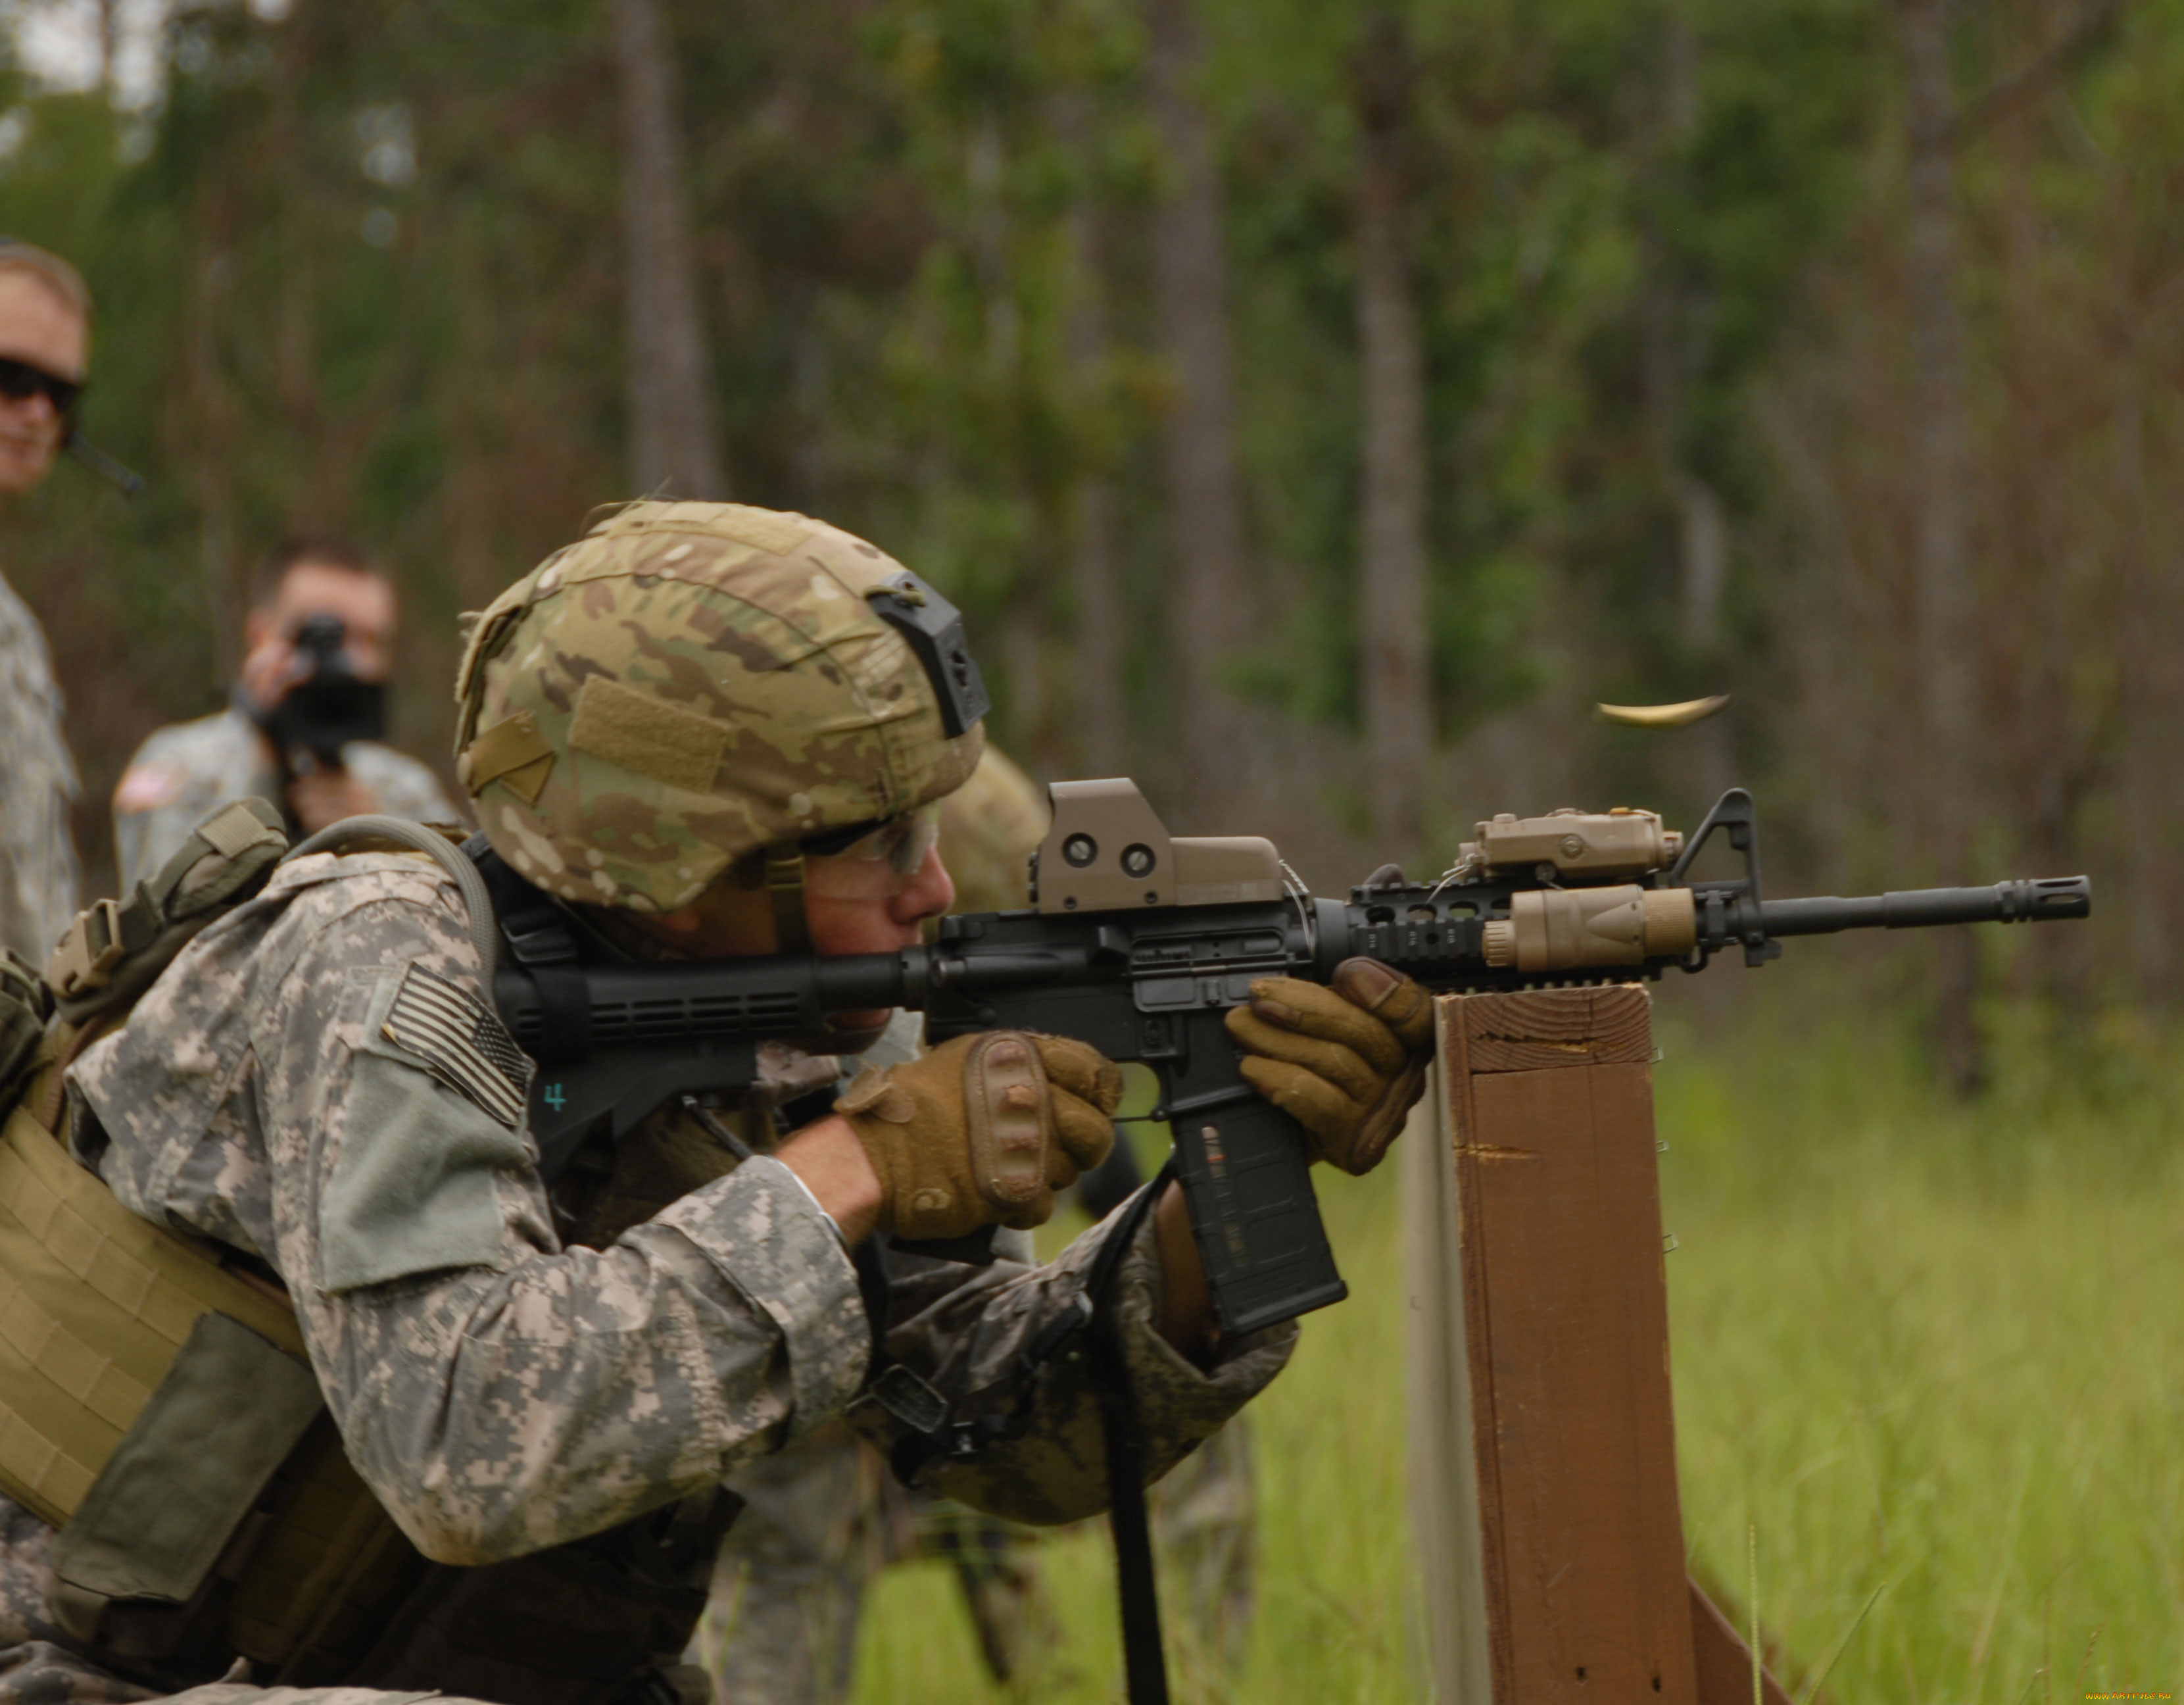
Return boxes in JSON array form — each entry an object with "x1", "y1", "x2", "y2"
[
  {"x1": 1458, "y1": 982, "x2": 1653, "y2": 1073},
  {"x1": 1401, "y1": 1056, "x2": 1493, "y2": 1702},
  {"x1": 1689, "y1": 1576, "x2": 1795, "y2": 1705},
  {"x1": 1412, "y1": 985, "x2": 1697, "y2": 1703}
]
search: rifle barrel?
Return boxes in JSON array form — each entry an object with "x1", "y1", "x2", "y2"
[{"x1": 1758, "y1": 876, "x2": 2090, "y2": 938}]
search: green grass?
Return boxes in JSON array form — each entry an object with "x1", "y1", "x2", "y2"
[
  {"x1": 850, "y1": 1003, "x2": 2184, "y2": 1702},
  {"x1": 1660, "y1": 1002, "x2": 2184, "y2": 1705}
]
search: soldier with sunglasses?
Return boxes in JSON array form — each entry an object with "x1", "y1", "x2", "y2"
[{"x1": 0, "y1": 240, "x2": 88, "y2": 967}]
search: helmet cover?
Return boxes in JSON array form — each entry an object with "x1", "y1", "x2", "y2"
[{"x1": 454, "y1": 501, "x2": 986, "y2": 913}]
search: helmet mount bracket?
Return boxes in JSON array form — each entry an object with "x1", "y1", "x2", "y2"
[{"x1": 865, "y1": 572, "x2": 991, "y2": 739}]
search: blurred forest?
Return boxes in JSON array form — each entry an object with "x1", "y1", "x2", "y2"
[{"x1": 0, "y1": 0, "x2": 2175, "y2": 1085}]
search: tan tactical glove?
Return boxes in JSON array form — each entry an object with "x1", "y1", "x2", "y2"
[
  {"x1": 835, "y1": 1032, "x2": 1124, "y2": 1241},
  {"x1": 1224, "y1": 957, "x2": 1435, "y2": 1175}
]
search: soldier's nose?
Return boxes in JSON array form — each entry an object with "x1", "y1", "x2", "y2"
[{"x1": 896, "y1": 849, "x2": 954, "y2": 924}]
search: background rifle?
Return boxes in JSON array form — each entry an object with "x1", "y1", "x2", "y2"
[{"x1": 493, "y1": 780, "x2": 2089, "y2": 1339}]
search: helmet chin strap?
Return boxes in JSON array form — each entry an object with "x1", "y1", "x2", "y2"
[{"x1": 764, "y1": 847, "x2": 812, "y2": 954}]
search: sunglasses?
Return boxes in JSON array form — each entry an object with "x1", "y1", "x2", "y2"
[
  {"x1": 800, "y1": 808, "x2": 941, "y2": 876},
  {"x1": 0, "y1": 356, "x2": 84, "y2": 417}
]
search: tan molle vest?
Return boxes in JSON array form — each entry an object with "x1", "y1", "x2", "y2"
[
  {"x1": 0, "y1": 799, "x2": 424, "y2": 1686},
  {"x1": 0, "y1": 803, "x2": 743, "y2": 1700}
]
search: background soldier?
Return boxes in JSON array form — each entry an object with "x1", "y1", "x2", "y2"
[
  {"x1": 941, "y1": 748, "x2": 1264, "y2": 1671},
  {"x1": 110, "y1": 535, "x2": 456, "y2": 889},
  {"x1": 699, "y1": 745, "x2": 1061, "y2": 1704},
  {"x1": 701, "y1": 745, "x2": 1260, "y2": 1700},
  {"x1": 0, "y1": 240, "x2": 87, "y2": 965}
]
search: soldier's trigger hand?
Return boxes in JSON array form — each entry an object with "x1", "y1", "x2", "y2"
[
  {"x1": 836, "y1": 1032, "x2": 1123, "y2": 1242},
  {"x1": 1226, "y1": 958, "x2": 1434, "y2": 1176}
]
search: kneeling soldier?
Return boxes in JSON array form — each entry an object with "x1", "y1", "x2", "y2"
[{"x1": 0, "y1": 501, "x2": 1432, "y2": 1705}]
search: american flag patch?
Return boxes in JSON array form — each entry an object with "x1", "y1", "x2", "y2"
[{"x1": 382, "y1": 964, "x2": 530, "y2": 1128}]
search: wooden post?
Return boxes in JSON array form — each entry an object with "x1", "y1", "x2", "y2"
[{"x1": 1403, "y1": 987, "x2": 1793, "y2": 1704}]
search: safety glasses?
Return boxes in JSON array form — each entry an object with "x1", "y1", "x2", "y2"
[
  {"x1": 0, "y1": 356, "x2": 82, "y2": 417},
  {"x1": 800, "y1": 806, "x2": 940, "y2": 876}
]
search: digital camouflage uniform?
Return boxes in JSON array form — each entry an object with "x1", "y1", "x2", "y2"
[
  {"x1": 0, "y1": 851, "x2": 1287, "y2": 1703},
  {"x1": 0, "y1": 503, "x2": 1298, "y2": 1705},
  {"x1": 112, "y1": 707, "x2": 458, "y2": 892},
  {"x1": 700, "y1": 749, "x2": 1054, "y2": 1704},
  {"x1": 692, "y1": 1008, "x2": 925, "y2": 1705},
  {"x1": 0, "y1": 570, "x2": 79, "y2": 964},
  {"x1": 933, "y1": 748, "x2": 1267, "y2": 1673},
  {"x1": 700, "y1": 746, "x2": 1260, "y2": 1702}
]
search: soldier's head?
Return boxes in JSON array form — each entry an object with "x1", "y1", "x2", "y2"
[
  {"x1": 456, "y1": 501, "x2": 989, "y2": 968},
  {"x1": 239, "y1": 537, "x2": 399, "y2": 709},
  {"x1": 0, "y1": 240, "x2": 91, "y2": 500}
]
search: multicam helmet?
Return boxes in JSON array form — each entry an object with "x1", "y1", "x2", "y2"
[{"x1": 454, "y1": 501, "x2": 988, "y2": 914}]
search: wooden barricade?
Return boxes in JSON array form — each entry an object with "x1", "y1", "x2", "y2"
[{"x1": 1403, "y1": 985, "x2": 1793, "y2": 1705}]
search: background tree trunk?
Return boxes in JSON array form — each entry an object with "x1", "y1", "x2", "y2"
[
  {"x1": 2114, "y1": 279, "x2": 2179, "y2": 1002},
  {"x1": 444, "y1": 216, "x2": 500, "y2": 612},
  {"x1": 96, "y1": 0, "x2": 118, "y2": 97},
  {"x1": 1651, "y1": 4, "x2": 1728, "y2": 656},
  {"x1": 270, "y1": 8, "x2": 328, "y2": 528},
  {"x1": 1896, "y1": 0, "x2": 1985, "y2": 1095},
  {"x1": 1643, "y1": 3, "x2": 1735, "y2": 805},
  {"x1": 188, "y1": 232, "x2": 239, "y2": 687},
  {"x1": 614, "y1": 0, "x2": 725, "y2": 501},
  {"x1": 1353, "y1": 11, "x2": 1430, "y2": 855},
  {"x1": 1146, "y1": 0, "x2": 1252, "y2": 817},
  {"x1": 1066, "y1": 204, "x2": 1128, "y2": 777}
]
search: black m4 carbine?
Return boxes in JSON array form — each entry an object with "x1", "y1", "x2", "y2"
[{"x1": 495, "y1": 782, "x2": 2090, "y2": 1339}]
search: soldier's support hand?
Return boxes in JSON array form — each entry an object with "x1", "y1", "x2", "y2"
[
  {"x1": 837, "y1": 1032, "x2": 1123, "y2": 1241},
  {"x1": 1225, "y1": 958, "x2": 1434, "y2": 1175}
]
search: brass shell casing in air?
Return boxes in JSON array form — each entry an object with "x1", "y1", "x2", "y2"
[{"x1": 1594, "y1": 693, "x2": 1730, "y2": 728}]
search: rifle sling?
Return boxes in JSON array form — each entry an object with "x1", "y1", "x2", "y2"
[
  {"x1": 863, "y1": 1161, "x2": 1175, "y2": 1705},
  {"x1": 1086, "y1": 1157, "x2": 1173, "y2": 1705}
]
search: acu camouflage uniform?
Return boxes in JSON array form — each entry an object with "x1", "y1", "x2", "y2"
[
  {"x1": 0, "y1": 503, "x2": 1296, "y2": 1705},
  {"x1": 700, "y1": 746, "x2": 1259, "y2": 1702},
  {"x1": 700, "y1": 749, "x2": 1053, "y2": 1704},
  {"x1": 0, "y1": 570, "x2": 79, "y2": 965},
  {"x1": 112, "y1": 708, "x2": 458, "y2": 893},
  {"x1": 947, "y1": 750, "x2": 1261, "y2": 1663}
]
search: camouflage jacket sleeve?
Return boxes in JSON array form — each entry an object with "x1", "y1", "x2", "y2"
[
  {"x1": 0, "y1": 574, "x2": 78, "y2": 964},
  {"x1": 70, "y1": 857, "x2": 869, "y2": 1567},
  {"x1": 844, "y1": 1205, "x2": 1296, "y2": 1527}
]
